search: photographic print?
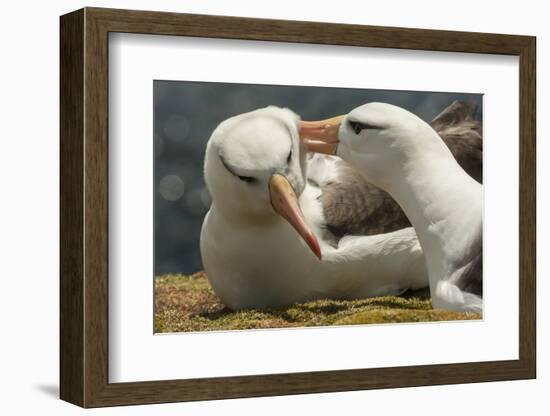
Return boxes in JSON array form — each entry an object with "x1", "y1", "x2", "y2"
[{"x1": 153, "y1": 81, "x2": 483, "y2": 333}]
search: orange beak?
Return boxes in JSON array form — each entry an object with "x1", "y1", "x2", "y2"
[
  {"x1": 269, "y1": 174, "x2": 322, "y2": 260},
  {"x1": 298, "y1": 115, "x2": 345, "y2": 155}
]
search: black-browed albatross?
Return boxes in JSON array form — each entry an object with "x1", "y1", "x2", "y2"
[
  {"x1": 315, "y1": 100, "x2": 482, "y2": 240},
  {"x1": 200, "y1": 106, "x2": 427, "y2": 310},
  {"x1": 300, "y1": 102, "x2": 483, "y2": 313},
  {"x1": 200, "y1": 103, "x2": 482, "y2": 311}
]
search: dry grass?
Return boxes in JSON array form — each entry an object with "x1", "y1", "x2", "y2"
[{"x1": 154, "y1": 273, "x2": 481, "y2": 333}]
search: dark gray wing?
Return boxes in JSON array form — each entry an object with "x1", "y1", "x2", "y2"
[
  {"x1": 456, "y1": 250, "x2": 483, "y2": 296},
  {"x1": 431, "y1": 100, "x2": 482, "y2": 183},
  {"x1": 320, "y1": 161, "x2": 411, "y2": 239},
  {"x1": 454, "y1": 234, "x2": 483, "y2": 297}
]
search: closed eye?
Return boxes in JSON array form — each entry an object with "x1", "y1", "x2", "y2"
[
  {"x1": 220, "y1": 154, "x2": 257, "y2": 184},
  {"x1": 348, "y1": 120, "x2": 381, "y2": 135},
  {"x1": 237, "y1": 175, "x2": 257, "y2": 183}
]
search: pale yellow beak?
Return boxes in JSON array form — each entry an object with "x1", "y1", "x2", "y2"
[
  {"x1": 269, "y1": 174, "x2": 322, "y2": 260},
  {"x1": 298, "y1": 115, "x2": 345, "y2": 155}
]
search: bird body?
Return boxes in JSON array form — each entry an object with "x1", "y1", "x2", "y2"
[
  {"x1": 315, "y1": 101, "x2": 482, "y2": 239},
  {"x1": 200, "y1": 106, "x2": 428, "y2": 310},
  {"x1": 201, "y1": 195, "x2": 426, "y2": 310},
  {"x1": 301, "y1": 102, "x2": 483, "y2": 313}
]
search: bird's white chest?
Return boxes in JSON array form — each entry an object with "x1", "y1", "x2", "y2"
[{"x1": 200, "y1": 209, "x2": 324, "y2": 310}]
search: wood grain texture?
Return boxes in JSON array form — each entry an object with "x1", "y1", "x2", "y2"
[
  {"x1": 83, "y1": 13, "x2": 110, "y2": 407},
  {"x1": 89, "y1": 7, "x2": 532, "y2": 54},
  {"x1": 59, "y1": 7, "x2": 537, "y2": 408},
  {"x1": 59, "y1": 8, "x2": 84, "y2": 406},
  {"x1": 518, "y1": 37, "x2": 537, "y2": 376}
]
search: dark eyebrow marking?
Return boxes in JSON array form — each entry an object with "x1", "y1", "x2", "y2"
[
  {"x1": 348, "y1": 120, "x2": 382, "y2": 135},
  {"x1": 237, "y1": 175, "x2": 256, "y2": 183},
  {"x1": 219, "y1": 154, "x2": 257, "y2": 183}
]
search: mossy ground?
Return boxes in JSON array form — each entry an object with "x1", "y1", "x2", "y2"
[{"x1": 154, "y1": 273, "x2": 481, "y2": 333}]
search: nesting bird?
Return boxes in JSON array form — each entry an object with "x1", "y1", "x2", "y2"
[
  {"x1": 200, "y1": 107, "x2": 428, "y2": 310},
  {"x1": 301, "y1": 102, "x2": 483, "y2": 313}
]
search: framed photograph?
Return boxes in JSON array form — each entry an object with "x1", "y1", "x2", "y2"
[{"x1": 60, "y1": 7, "x2": 536, "y2": 407}]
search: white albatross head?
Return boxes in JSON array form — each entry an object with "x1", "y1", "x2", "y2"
[
  {"x1": 204, "y1": 106, "x2": 321, "y2": 259},
  {"x1": 299, "y1": 102, "x2": 451, "y2": 191}
]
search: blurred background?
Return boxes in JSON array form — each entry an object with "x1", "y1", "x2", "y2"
[{"x1": 154, "y1": 80, "x2": 482, "y2": 275}]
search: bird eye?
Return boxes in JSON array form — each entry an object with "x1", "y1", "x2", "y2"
[
  {"x1": 237, "y1": 175, "x2": 256, "y2": 183},
  {"x1": 348, "y1": 120, "x2": 380, "y2": 135},
  {"x1": 349, "y1": 121, "x2": 364, "y2": 135}
]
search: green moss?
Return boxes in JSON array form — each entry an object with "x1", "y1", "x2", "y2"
[{"x1": 154, "y1": 273, "x2": 481, "y2": 333}]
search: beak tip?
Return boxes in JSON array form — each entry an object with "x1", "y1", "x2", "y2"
[
  {"x1": 309, "y1": 237, "x2": 322, "y2": 260},
  {"x1": 270, "y1": 174, "x2": 323, "y2": 261}
]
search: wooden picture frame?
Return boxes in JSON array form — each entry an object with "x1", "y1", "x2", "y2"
[{"x1": 60, "y1": 7, "x2": 536, "y2": 408}]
